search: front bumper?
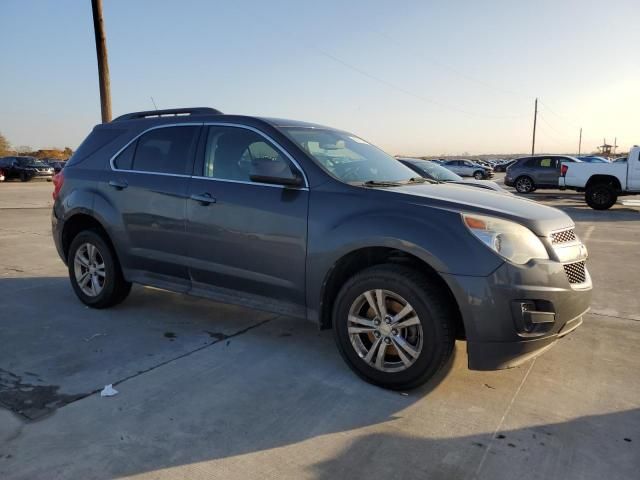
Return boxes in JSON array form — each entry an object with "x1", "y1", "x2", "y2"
[
  {"x1": 504, "y1": 176, "x2": 514, "y2": 187},
  {"x1": 442, "y1": 258, "x2": 592, "y2": 370}
]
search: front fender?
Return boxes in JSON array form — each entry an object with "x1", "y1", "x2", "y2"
[{"x1": 305, "y1": 190, "x2": 503, "y2": 322}]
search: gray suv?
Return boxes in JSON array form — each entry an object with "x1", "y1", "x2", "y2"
[
  {"x1": 52, "y1": 108, "x2": 592, "y2": 390},
  {"x1": 505, "y1": 155, "x2": 581, "y2": 193}
]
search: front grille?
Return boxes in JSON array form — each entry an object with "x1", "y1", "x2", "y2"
[
  {"x1": 551, "y1": 229, "x2": 577, "y2": 244},
  {"x1": 564, "y1": 261, "x2": 586, "y2": 284}
]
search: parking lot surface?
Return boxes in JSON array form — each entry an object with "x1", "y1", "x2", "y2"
[{"x1": 1, "y1": 180, "x2": 639, "y2": 479}]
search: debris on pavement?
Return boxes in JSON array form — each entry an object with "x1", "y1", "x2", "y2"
[
  {"x1": 100, "y1": 384, "x2": 119, "y2": 397},
  {"x1": 84, "y1": 333, "x2": 106, "y2": 342}
]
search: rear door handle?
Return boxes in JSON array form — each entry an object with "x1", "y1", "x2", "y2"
[
  {"x1": 108, "y1": 180, "x2": 128, "y2": 190},
  {"x1": 190, "y1": 193, "x2": 216, "y2": 205}
]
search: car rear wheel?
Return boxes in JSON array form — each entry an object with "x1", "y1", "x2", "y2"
[
  {"x1": 473, "y1": 170, "x2": 484, "y2": 180},
  {"x1": 333, "y1": 264, "x2": 455, "y2": 390},
  {"x1": 515, "y1": 176, "x2": 535, "y2": 193},
  {"x1": 585, "y1": 183, "x2": 617, "y2": 210},
  {"x1": 68, "y1": 229, "x2": 132, "y2": 308}
]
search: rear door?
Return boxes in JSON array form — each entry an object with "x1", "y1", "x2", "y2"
[
  {"x1": 105, "y1": 124, "x2": 201, "y2": 289},
  {"x1": 185, "y1": 124, "x2": 309, "y2": 317},
  {"x1": 534, "y1": 157, "x2": 559, "y2": 186}
]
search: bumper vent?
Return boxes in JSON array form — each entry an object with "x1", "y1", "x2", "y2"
[
  {"x1": 551, "y1": 229, "x2": 577, "y2": 244},
  {"x1": 564, "y1": 261, "x2": 587, "y2": 284}
]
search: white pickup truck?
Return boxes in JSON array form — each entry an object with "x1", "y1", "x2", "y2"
[{"x1": 559, "y1": 146, "x2": 640, "y2": 209}]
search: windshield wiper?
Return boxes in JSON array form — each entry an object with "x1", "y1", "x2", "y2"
[
  {"x1": 362, "y1": 180, "x2": 404, "y2": 187},
  {"x1": 407, "y1": 177, "x2": 430, "y2": 184}
]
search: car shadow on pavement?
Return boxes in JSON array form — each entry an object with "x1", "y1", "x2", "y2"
[
  {"x1": 308, "y1": 409, "x2": 640, "y2": 480},
  {"x1": 1, "y1": 275, "x2": 460, "y2": 478}
]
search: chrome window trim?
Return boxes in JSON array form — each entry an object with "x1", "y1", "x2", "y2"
[
  {"x1": 191, "y1": 175, "x2": 308, "y2": 191},
  {"x1": 109, "y1": 122, "x2": 203, "y2": 174},
  {"x1": 109, "y1": 121, "x2": 309, "y2": 188}
]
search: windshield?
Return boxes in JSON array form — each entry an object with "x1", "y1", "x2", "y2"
[
  {"x1": 405, "y1": 159, "x2": 462, "y2": 181},
  {"x1": 282, "y1": 127, "x2": 418, "y2": 184}
]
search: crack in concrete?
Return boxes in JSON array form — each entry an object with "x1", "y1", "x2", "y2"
[
  {"x1": 1, "y1": 316, "x2": 277, "y2": 422},
  {"x1": 590, "y1": 311, "x2": 640, "y2": 323},
  {"x1": 473, "y1": 358, "x2": 537, "y2": 478}
]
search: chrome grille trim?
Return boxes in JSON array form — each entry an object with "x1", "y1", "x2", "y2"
[
  {"x1": 564, "y1": 261, "x2": 587, "y2": 284},
  {"x1": 551, "y1": 229, "x2": 577, "y2": 244}
]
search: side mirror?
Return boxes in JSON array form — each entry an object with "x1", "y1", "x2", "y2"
[{"x1": 249, "y1": 157, "x2": 303, "y2": 187}]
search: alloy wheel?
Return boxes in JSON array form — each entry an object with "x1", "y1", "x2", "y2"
[
  {"x1": 347, "y1": 289, "x2": 423, "y2": 373},
  {"x1": 516, "y1": 177, "x2": 533, "y2": 193},
  {"x1": 74, "y1": 243, "x2": 106, "y2": 297}
]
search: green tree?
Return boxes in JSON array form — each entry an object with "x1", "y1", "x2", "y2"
[{"x1": 0, "y1": 131, "x2": 11, "y2": 156}]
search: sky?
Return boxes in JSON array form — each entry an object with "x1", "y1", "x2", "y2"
[{"x1": 1, "y1": 0, "x2": 639, "y2": 155}]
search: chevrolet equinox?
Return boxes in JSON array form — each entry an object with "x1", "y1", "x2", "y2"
[{"x1": 52, "y1": 107, "x2": 592, "y2": 389}]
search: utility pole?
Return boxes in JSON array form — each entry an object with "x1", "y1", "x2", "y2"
[
  {"x1": 578, "y1": 127, "x2": 582, "y2": 155},
  {"x1": 531, "y1": 97, "x2": 538, "y2": 155},
  {"x1": 91, "y1": 0, "x2": 112, "y2": 123}
]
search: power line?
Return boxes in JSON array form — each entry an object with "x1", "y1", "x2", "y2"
[
  {"x1": 538, "y1": 99, "x2": 581, "y2": 130},
  {"x1": 310, "y1": 46, "x2": 529, "y2": 120},
  {"x1": 240, "y1": 8, "x2": 530, "y2": 120},
  {"x1": 371, "y1": 28, "x2": 532, "y2": 102}
]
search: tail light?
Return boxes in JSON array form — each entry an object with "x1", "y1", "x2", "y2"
[
  {"x1": 561, "y1": 164, "x2": 568, "y2": 177},
  {"x1": 52, "y1": 171, "x2": 64, "y2": 200}
]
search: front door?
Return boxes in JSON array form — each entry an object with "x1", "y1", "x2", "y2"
[{"x1": 185, "y1": 125, "x2": 309, "y2": 317}]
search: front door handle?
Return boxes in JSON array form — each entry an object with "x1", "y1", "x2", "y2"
[
  {"x1": 108, "y1": 180, "x2": 128, "y2": 190},
  {"x1": 190, "y1": 193, "x2": 216, "y2": 205}
]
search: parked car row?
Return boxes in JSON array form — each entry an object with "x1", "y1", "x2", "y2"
[
  {"x1": 396, "y1": 157, "x2": 509, "y2": 194},
  {"x1": 0, "y1": 156, "x2": 56, "y2": 182}
]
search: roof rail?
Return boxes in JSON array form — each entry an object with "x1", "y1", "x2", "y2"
[{"x1": 111, "y1": 107, "x2": 222, "y2": 122}]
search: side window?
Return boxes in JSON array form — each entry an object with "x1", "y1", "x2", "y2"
[
  {"x1": 113, "y1": 141, "x2": 136, "y2": 170},
  {"x1": 202, "y1": 126, "x2": 290, "y2": 182},
  {"x1": 130, "y1": 126, "x2": 199, "y2": 175},
  {"x1": 523, "y1": 158, "x2": 536, "y2": 167},
  {"x1": 539, "y1": 158, "x2": 554, "y2": 168}
]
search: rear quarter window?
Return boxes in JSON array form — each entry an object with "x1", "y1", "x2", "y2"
[{"x1": 66, "y1": 128, "x2": 126, "y2": 167}]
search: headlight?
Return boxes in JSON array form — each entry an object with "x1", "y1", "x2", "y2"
[{"x1": 462, "y1": 213, "x2": 549, "y2": 264}]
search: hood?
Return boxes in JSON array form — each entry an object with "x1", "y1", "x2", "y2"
[
  {"x1": 383, "y1": 183, "x2": 573, "y2": 235},
  {"x1": 449, "y1": 179, "x2": 511, "y2": 194}
]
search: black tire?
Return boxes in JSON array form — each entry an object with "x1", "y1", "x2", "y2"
[
  {"x1": 19, "y1": 172, "x2": 29, "y2": 182},
  {"x1": 67, "y1": 229, "x2": 132, "y2": 308},
  {"x1": 585, "y1": 183, "x2": 617, "y2": 210},
  {"x1": 514, "y1": 175, "x2": 535, "y2": 193},
  {"x1": 332, "y1": 264, "x2": 455, "y2": 390},
  {"x1": 473, "y1": 170, "x2": 484, "y2": 180}
]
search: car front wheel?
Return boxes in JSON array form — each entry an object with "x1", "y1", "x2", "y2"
[
  {"x1": 333, "y1": 264, "x2": 455, "y2": 390},
  {"x1": 68, "y1": 229, "x2": 132, "y2": 308},
  {"x1": 473, "y1": 170, "x2": 484, "y2": 180}
]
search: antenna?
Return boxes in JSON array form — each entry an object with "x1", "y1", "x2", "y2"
[{"x1": 150, "y1": 97, "x2": 159, "y2": 111}]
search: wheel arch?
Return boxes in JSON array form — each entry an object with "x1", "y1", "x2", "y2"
[
  {"x1": 586, "y1": 174, "x2": 622, "y2": 192},
  {"x1": 61, "y1": 213, "x2": 116, "y2": 264},
  {"x1": 318, "y1": 246, "x2": 465, "y2": 340}
]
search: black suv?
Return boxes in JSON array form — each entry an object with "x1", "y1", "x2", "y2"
[
  {"x1": 0, "y1": 156, "x2": 54, "y2": 181},
  {"x1": 52, "y1": 108, "x2": 592, "y2": 389}
]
